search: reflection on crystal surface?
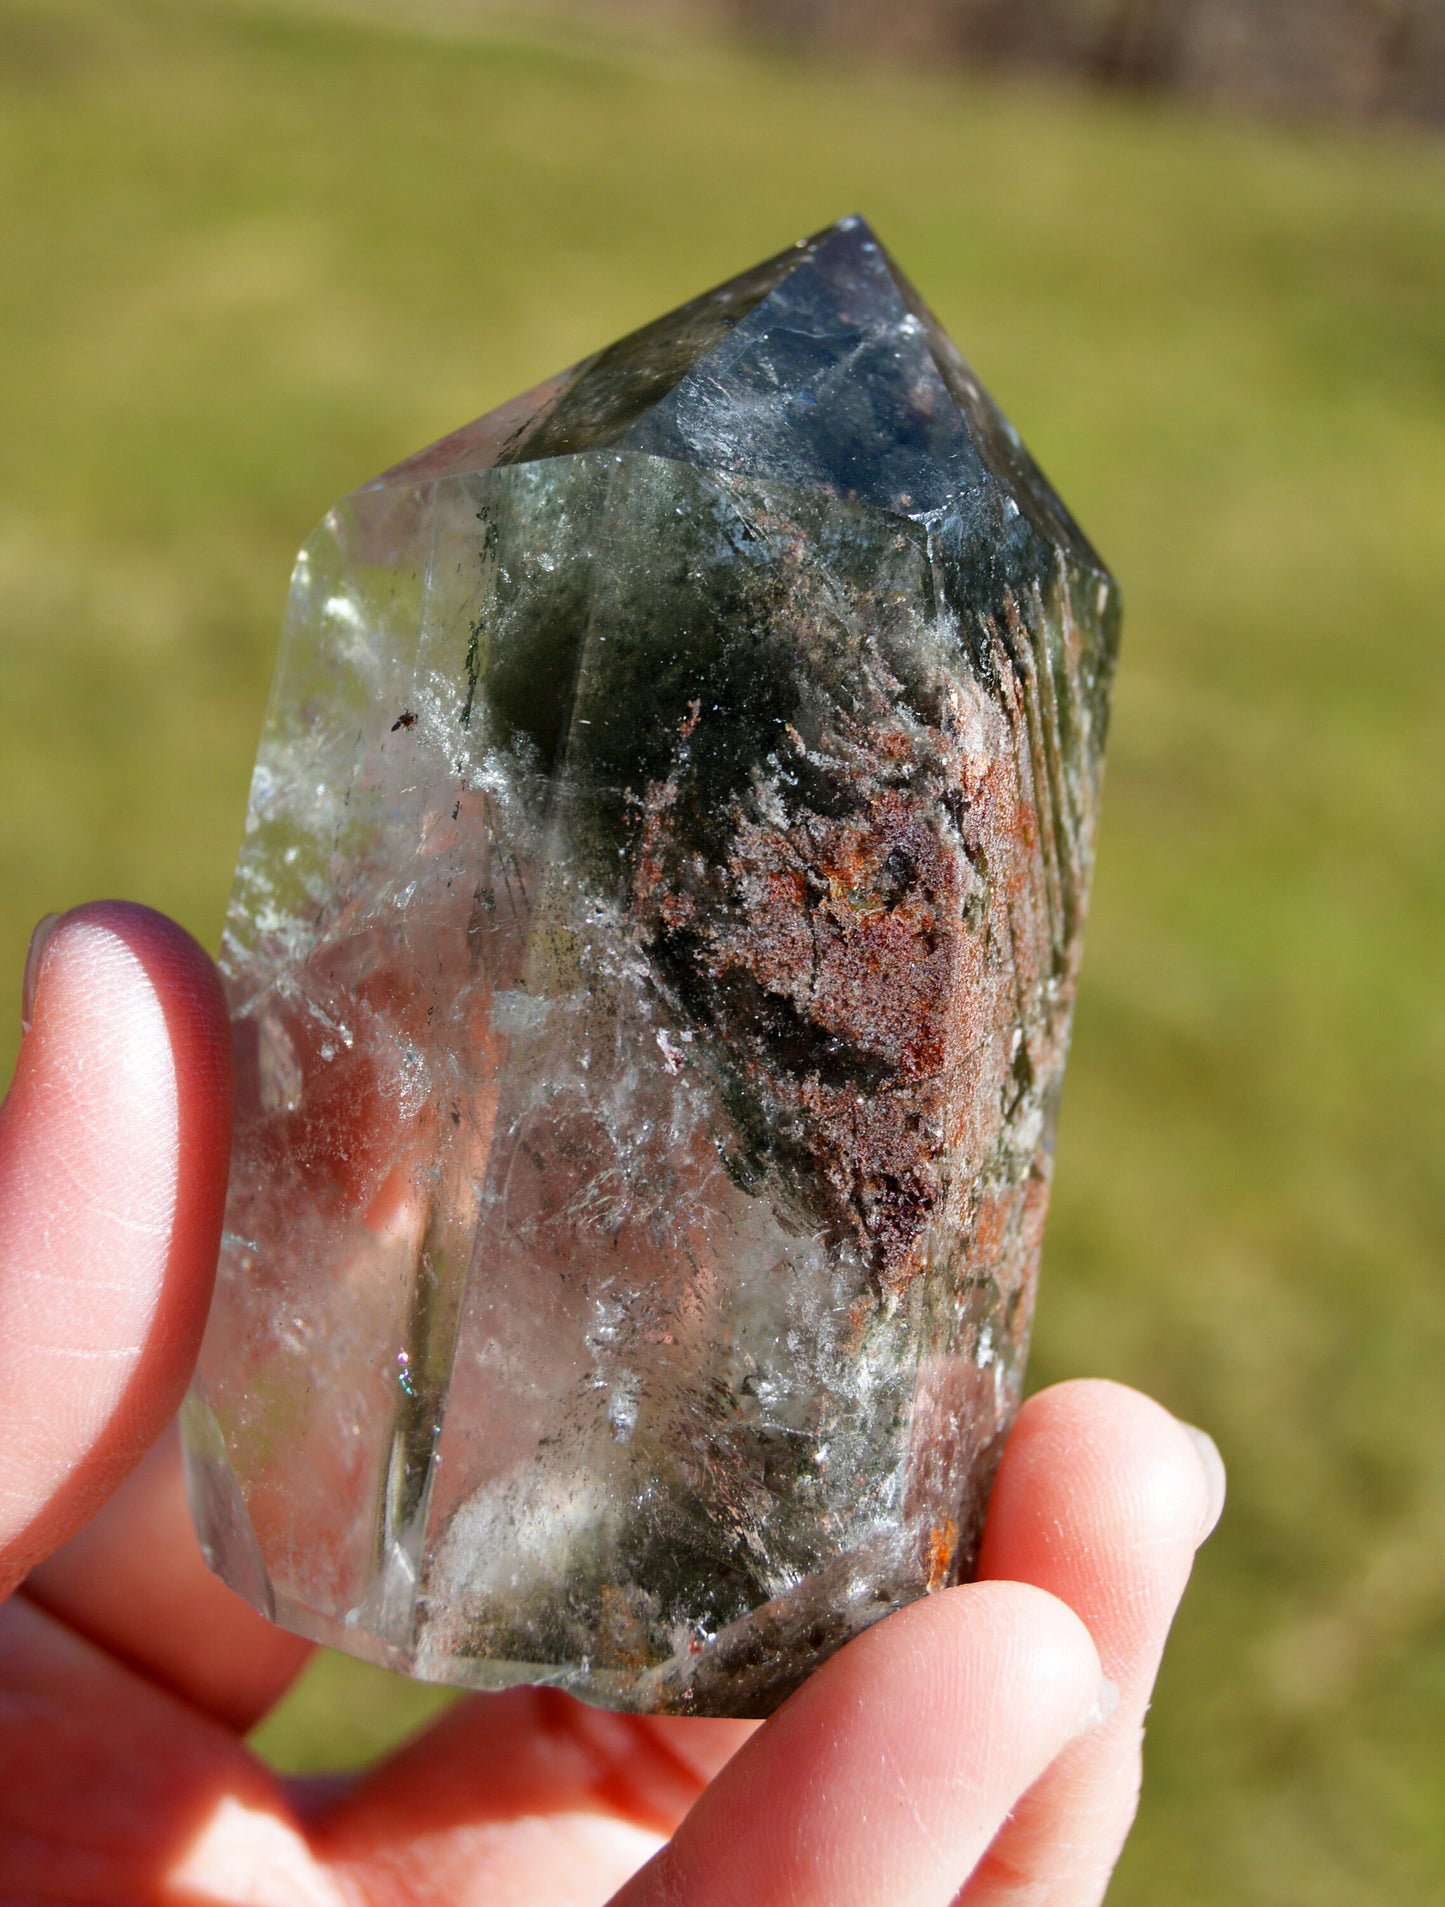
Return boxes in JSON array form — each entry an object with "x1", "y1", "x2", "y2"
[{"x1": 184, "y1": 216, "x2": 1120, "y2": 1715}]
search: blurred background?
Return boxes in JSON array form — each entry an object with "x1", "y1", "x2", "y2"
[{"x1": 1, "y1": 0, "x2": 1442, "y2": 1899}]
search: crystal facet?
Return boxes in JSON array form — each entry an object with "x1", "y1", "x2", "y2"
[{"x1": 184, "y1": 217, "x2": 1120, "y2": 1716}]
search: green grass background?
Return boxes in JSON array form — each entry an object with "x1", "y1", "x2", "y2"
[{"x1": 2, "y1": 0, "x2": 1443, "y2": 1898}]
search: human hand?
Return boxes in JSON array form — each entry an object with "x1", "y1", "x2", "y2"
[{"x1": 2, "y1": 902, "x2": 1223, "y2": 1906}]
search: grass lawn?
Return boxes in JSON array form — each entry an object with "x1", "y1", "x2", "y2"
[{"x1": 2, "y1": 2, "x2": 1443, "y2": 1899}]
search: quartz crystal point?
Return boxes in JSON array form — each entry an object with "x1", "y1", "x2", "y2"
[{"x1": 184, "y1": 216, "x2": 1120, "y2": 1717}]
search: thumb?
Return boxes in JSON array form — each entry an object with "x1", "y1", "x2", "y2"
[{"x1": 0, "y1": 902, "x2": 232, "y2": 1595}]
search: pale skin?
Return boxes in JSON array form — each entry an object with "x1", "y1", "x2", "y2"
[{"x1": 0, "y1": 901, "x2": 1225, "y2": 1907}]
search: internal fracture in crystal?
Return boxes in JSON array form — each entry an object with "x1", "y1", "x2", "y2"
[{"x1": 183, "y1": 216, "x2": 1120, "y2": 1716}]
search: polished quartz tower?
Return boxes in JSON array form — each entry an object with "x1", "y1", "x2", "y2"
[{"x1": 184, "y1": 218, "x2": 1120, "y2": 1715}]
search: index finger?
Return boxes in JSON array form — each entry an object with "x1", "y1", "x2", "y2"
[{"x1": 963, "y1": 1378, "x2": 1223, "y2": 1905}]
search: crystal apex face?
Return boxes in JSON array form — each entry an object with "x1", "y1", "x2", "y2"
[{"x1": 184, "y1": 216, "x2": 1120, "y2": 1717}]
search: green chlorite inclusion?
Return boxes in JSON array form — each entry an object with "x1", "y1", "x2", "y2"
[{"x1": 183, "y1": 216, "x2": 1120, "y2": 1717}]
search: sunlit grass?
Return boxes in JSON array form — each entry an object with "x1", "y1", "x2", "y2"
[{"x1": 3, "y1": 2, "x2": 1443, "y2": 1898}]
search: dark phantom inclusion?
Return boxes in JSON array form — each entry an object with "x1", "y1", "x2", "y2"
[{"x1": 183, "y1": 217, "x2": 1120, "y2": 1717}]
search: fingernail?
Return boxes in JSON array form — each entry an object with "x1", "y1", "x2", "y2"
[
  {"x1": 20, "y1": 913, "x2": 63, "y2": 1036},
  {"x1": 1179, "y1": 1421, "x2": 1227, "y2": 1540},
  {"x1": 1074, "y1": 1676, "x2": 1121, "y2": 1738}
]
